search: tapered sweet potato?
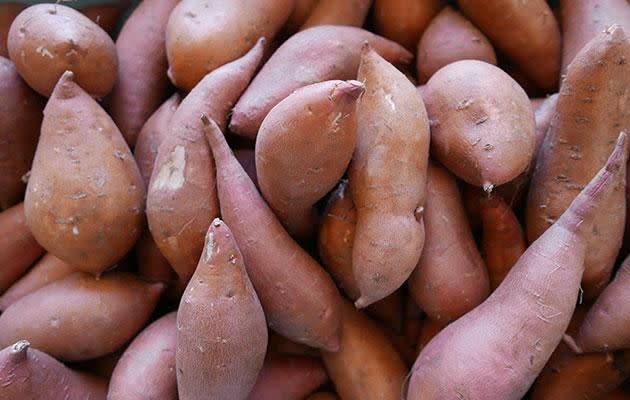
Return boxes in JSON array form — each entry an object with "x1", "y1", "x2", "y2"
[
  {"x1": 424, "y1": 60, "x2": 536, "y2": 190},
  {"x1": 408, "y1": 163, "x2": 489, "y2": 323},
  {"x1": 147, "y1": 40, "x2": 264, "y2": 283},
  {"x1": 560, "y1": 0, "x2": 630, "y2": 75},
  {"x1": 24, "y1": 71, "x2": 145, "y2": 274},
  {"x1": 177, "y1": 219, "x2": 267, "y2": 400},
  {"x1": 349, "y1": 45, "x2": 430, "y2": 308},
  {"x1": 203, "y1": 115, "x2": 342, "y2": 351},
  {"x1": 322, "y1": 301, "x2": 408, "y2": 400},
  {"x1": 0, "y1": 253, "x2": 73, "y2": 311},
  {"x1": 527, "y1": 27, "x2": 630, "y2": 298},
  {"x1": 0, "y1": 3, "x2": 23, "y2": 57},
  {"x1": 0, "y1": 340, "x2": 107, "y2": 400},
  {"x1": 406, "y1": 133, "x2": 627, "y2": 399},
  {"x1": 165, "y1": 0, "x2": 291, "y2": 91},
  {"x1": 416, "y1": 6, "x2": 496, "y2": 83},
  {"x1": 256, "y1": 80, "x2": 363, "y2": 240},
  {"x1": 0, "y1": 56, "x2": 44, "y2": 210},
  {"x1": 7, "y1": 4, "x2": 117, "y2": 97},
  {"x1": 249, "y1": 355, "x2": 328, "y2": 400},
  {"x1": 458, "y1": 0, "x2": 561, "y2": 91},
  {"x1": 0, "y1": 271, "x2": 164, "y2": 361},
  {"x1": 373, "y1": 0, "x2": 445, "y2": 51},
  {"x1": 301, "y1": 0, "x2": 372, "y2": 30},
  {"x1": 0, "y1": 203, "x2": 44, "y2": 294},
  {"x1": 108, "y1": 312, "x2": 177, "y2": 400},
  {"x1": 230, "y1": 26, "x2": 412, "y2": 139}
]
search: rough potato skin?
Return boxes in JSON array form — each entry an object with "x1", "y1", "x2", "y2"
[
  {"x1": 109, "y1": 0, "x2": 178, "y2": 147},
  {"x1": 0, "y1": 203, "x2": 44, "y2": 293},
  {"x1": 248, "y1": 355, "x2": 329, "y2": 400},
  {"x1": 24, "y1": 71, "x2": 145, "y2": 274},
  {"x1": 408, "y1": 164, "x2": 489, "y2": 323},
  {"x1": 165, "y1": 0, "x2": 292, "y2": 92},
  {"x1": 0, "y1": 271, "x2": 164, "y2": 362},
  {"x1": 349, "y1": 46, "x2": 430, "y2": 308},
  {"x1": 0, "y1": 340, "x2": 107, "y2": 400},
  {"x1": 147, "y1": 40, "x2": 264, "y2": 283},
  {"x1": 177, "y1": 219, "x2": 267, "y2": 400},
  {"x1": 0, "y1": 3, "x2": 24, "y2": 57},
  {"x1": 322, "y1": 301, "x2": 408, "y2": 400},
  {"x1": 301, "y1": 0, "x2": 372, "y2": 30},
  {"x1": 416, "y1": 6, "x2": 496, "y2": 83},
  {"x1": 458, "y1": 0, "x2": 561, "y2": 91},
  {"x1": 230, "y1": 26, "x2": 413, "y2": 139},
  {"x1": 108, "y1": 312, "x2": 177, "y2": 400},
  {"x1": 256, "y1": 80, "x2": 363, "y2": 241},
  {"x1": 0, "y1": 57, "x2": 44, "y2": 210},
  {"x1": 526, "y1": 27, "x2": 630, "y2": 298},
  {"x1": 407, "y1": 134, "x2": 627, "y2": 400},
  {"x1": 7, "y1": 4, "x2": 117, "y2": 97},
  {"x1": 424, "y1": 60, "x2": 535, "y2": 189}
]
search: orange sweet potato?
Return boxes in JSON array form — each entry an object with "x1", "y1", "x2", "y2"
[{"x1": 300, "y1": 0, "x2": 372, "y2": 30}]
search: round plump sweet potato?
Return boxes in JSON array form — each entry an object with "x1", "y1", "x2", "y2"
[{"x1": 7, "y1": 4, "x2": 117, "y2": 97}]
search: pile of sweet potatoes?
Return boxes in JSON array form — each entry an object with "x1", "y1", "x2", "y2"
[{"x1": 1, "y1": 0, "x2": 630, "y2": 399}]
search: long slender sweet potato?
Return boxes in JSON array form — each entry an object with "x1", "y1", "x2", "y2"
[
  {"x1": 147, "y1": 40, "x2": 264, "y2": 283},
  {"x1": 177, "y1": 219, "x2": 267, "y2": 400},
  {"x1": 248, "y1": 355, "x2": 328, "y2": 400},
  {"x1": 527, "y1": 26, "x2": 630, "y2": 298},
  {"x1": 0, "y1": 340, "x2": 107, "y2": 400},
  {"x1": 416, "y1": 6, "x2": 496, "y2": 83},
  {"x1": 108, "y1": 312, "x2": 177, "y2": 400},
  {"x1": 0, "y1": 203, "x2": 44, "y2": 293},
  {"x1": 408, "y1": 163, "x2": 489, "y2": 323},
  {"x1": 322, "y1": 301, "x2": 408, "y2": 400},
  {"x1": 458, "y1": 0, "x2": 561, "y2": 91},
  {"x1": 203, "y1": 115, "x2": 342, "y2": 351},
  {"x1": 0, "y1": 271, "x2": 164, "y2": 361},
  {"x1": 406, "y1": 133, "x2": 627, "y2": 399},
  {"x1": 349, "y1": 45, "x2": 430, "y2": 308},
  {"x1": 256, "y1": 80, "x2": 363, "y2": 240},
  {"x1": 0, "y1": 56, "x2": 44, "y2": 210},
  {"x1": 0, "y1": 3, "x2": 23, "y2": 57},
  {"x1": 230, "y1": 26, "x2": 412, "y2": 139},
  {"x1": 301, "y1": 0, "x2": 372, "y2": 30}
]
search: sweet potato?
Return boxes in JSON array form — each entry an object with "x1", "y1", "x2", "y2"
[
  {"x1": 235, "y1": 148, "x2": 258, "y2": 187},
  {"x1": 0, "y1": 253, "x2": 73, "y2": 311},
  {"x1": 560, "y1": 0, "x2": 630, "y2": 75},
  {"x1": 408, "y1": 163, "x2": 489, "y2": 323},
  {"x1": 284, "y1": 0, "x2": 319, "y2": 34},
  {"x1": 0, "y1": 271, "x2": 164, "y2": 361},
  {"x1": 256, "y1": 80, "x2": 363, "y2": 240},
  {"x1": 165, "y1": 0, "x2": 291, "y2": 91},
  {"x1": 0, "y1": 56, "x2": 44, "y2": 210},
  {"x1": 7, "y1": 4, "x2": 117, "y2": 97},
  {"x1": 479, "y1": 194, "x2": 527, "y2": 290},
  {"x1": 301, "y1": 0, "x2": 372, "y2": 30},
  {"x1": 81, "y1": 4, "x2": 126, "y2": 35},
  {"x1": 108, "y1": 312, "x2": 177, "y2": 400},
  {"x1": 147, "y1": 40, "x2": 264, "y2": 283},
  {"x1": 424, "y1": 60, "x2": 536, "y2": 190},
  {"x1": 202, "y1": 115, "x2": 342, "y2": 351},
  {"x1": 0, "y1": 3, "x2": 24, "y2": 57},
  {"x1": 373, "y1": 0, "x2": 445, "y2": 51},
  {"x1": 0, "y1": 340, "x2": 107, "y2": 400},
  {"x1": 135, "y1": 230, "x2": 177, "y2": 286},
  {"x1": 177, "y1": 219, "x2": 267, "y2": 400},
  {"x1": 0, "y1": 203, "x2": 44, "y2": 293},
  {"x1": 406, "y1": 133, "x2": 627, "y2": 399},
  {"x1": 322, "y1": 301, "x2": 408, "y2": 400},
  {"x1": 24, "y1": 71, "x2": 144, "y2": 274},
  {"x1": 458, "y1": 0, "x2": 561, "y2": 91},
  {"x1": 249, "y1": 355, "x2": 328, "y2": 400},
  {"x1": 349, "y1": 45, "x2": 430, "y2": 308},
  {"x1": 268, "y1": 333, "x2": 320, "y2": 359},
  {"x1": 108, "y1": 0, "x2": 178, "y2": 146},
  {"x1": 416, "y1": 6, "x2": 497, "y2": 83},
  {"x1": 526, "y1": 27, "x2": 630, "y2": 298},
  {"x1": 230, "y1": 25, "x2": 412, "y2": 139}
]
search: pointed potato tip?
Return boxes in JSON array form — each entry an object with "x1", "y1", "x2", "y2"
[
  {"x1": 333, "y1": 80, "x2": 365, "y2": 104},
  {"x1": 51, "y1": 70, "x2": 78, "y2": 100},
  {"x1": 604, "y1": 131, "x2": 627, "y2": 174},
  {"x1": 10, "y1": 340, "x2": 30, "y2": 360},
  {"x1": 323, "y1": 332, "x2": 341, "y2": 352},
  {"x1": 354, "y1": 296, "x2": 371, "y2": 309}
]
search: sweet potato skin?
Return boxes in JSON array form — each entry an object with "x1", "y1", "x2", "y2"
[
  {"x1": 0, "y1": 56, "x2": 44, "y2": 210},
  {"x1": 7, "y1": 4, "x2": 117, "y2": 97},
  {"x1": 24, "y1": 71, "x2": 145, "y2": 274},
  {"x1": 424, "y1": 60, "x2": 535, "y2": 189},
  {"x1": 0, "y1": 3, "x2": 24, "y2": 57},
  {"x1": 165, "y1": 0, "x2": 292, "y2": 91},
  {"x1": 0, "y1": 271, "x2": 164, "y2": 361},
  {"x1": 248, "y1": 355, "x2": 329, "y2": 400},
  {"x1": 526, "y1": 27, "x2": 630, "y2": 298},
  {"x1": 81, "y1": 4, "x2": 126, "y2": 35},
  {"x1": 301, "y1": 0, "x2": 372, "y2": 30},
  {"x1": 416, "y1": 6, "x2": 496, "y2": 83}
]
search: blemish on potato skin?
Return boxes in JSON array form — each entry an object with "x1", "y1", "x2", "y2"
[{"x1": 152, "y1": 145, "x2": 186, "y2": 191}]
